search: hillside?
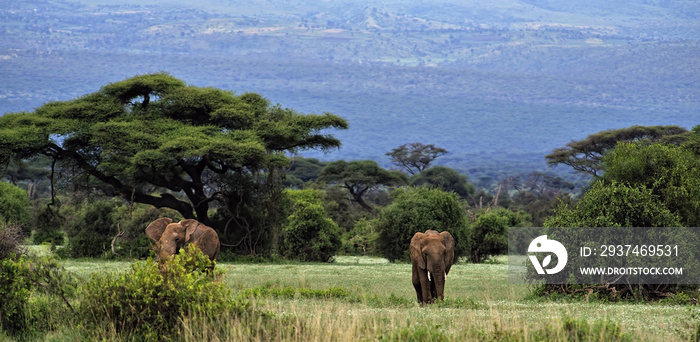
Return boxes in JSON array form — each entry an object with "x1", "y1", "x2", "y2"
[{"x1": 1, "y1": 0, "x2": 698, "y2": 188}]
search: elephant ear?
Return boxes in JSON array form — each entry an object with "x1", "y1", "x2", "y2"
[
  {"x1": 410, "y1": 232, "x2": 426, "y2": 269},
  {"x1": 145, "y1": 217, "x2": 172, "y2": 241},
  {"x1": 440, "y1": 231, "x2": 455, "y2": 275},
  {"x1": 180, "y1": 219, "x2": 201, "y2": 242}
]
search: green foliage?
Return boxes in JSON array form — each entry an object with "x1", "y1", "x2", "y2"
[
  {"x1": 467, "y1": 208, "x2": 531, "y2": 263},
  {"x1": 546, "y1": 125, "x2": 689, "y2": 176},
  {"x1": 323, "y1": 185, "x2": 374, "y2": 232},
  {"x1": 285, "y1": 157, "x2": 328, "y2": 187},
  {"x1": 61, "y1": 197, "x2": 180, "y2": 258},
  {"x1": 683, "y1": 125, "x2": 700, "y2": 155},
  {"x1": 319, "y1": 160, "x2": 407, "y2": 211},
  {"x1": 0, "y1": 181, "x2": 31, "y2": 234},
  {"x1": 343, "y1": 218, "x2": 380, "y2": 256},
  {"x1": 409, "y1": 165, "x2": 476, "y2": 199},
  {"x1": 545, "y1": 180, "x2": 682, "y2": 228},
  {"x1": 0, "y1": 255, "x2": 32, "y2": 334},
  {"x1": 545, "y1": 142, "x2": 700, "y2": 228},
  {"x1": 0, "y1": 253, "x2": 76, "y2": 338},
  {"x1": 541, "y1": 143, "x2": 700, "y2": 299},
  {"x1": 78, "y1": 247, "x2": 234, "y2": 341},
  {"x1": 386, "y1": 142, "x2": 448, "y2": 175},
  {"x1": 0, "y1": 73, "x2": 347, "y2": 243},
  {"x1": 280, "y1": 189, "x2": 342, "y2": 262},
  {"x1": 62, "y1": 198, "x2": 120, "y2": 258},
  {"x1": 510, "y1": 191, "x2": 573, "y2": 227},
  {"x1": 376, "y1": 187, "x2": 468, "y2": 262},
  {"x1": 32, "y1": 200, "x2": 66, "y2": 246},
  {"x1": 110, "y1": 202, "x2": 183, "y2": 258},
  {"x1": 32, "y1": 228, "x2": 65, "y2": 246},
  {"x1": 601, "y1": 142, "x2": 700, "y2": 226}
]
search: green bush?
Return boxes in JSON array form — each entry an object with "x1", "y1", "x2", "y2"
[
  {"x1": 0, "y1": 182, "x2": 31, "y2": 235},
  {"x1": 280, "y1": 189, "x2": 342, "y2": 262},
  {"x1": 62, "y1": 199, "x2": 119, "y2": 258},
  {"x1": 78, "y1": 247, "x2": 236, "y2": 341},
  {"x1": 0, "y1": 253, "x2": 75, "y2": 338},
  {"x1": 602, "y1": 142, "x2": 700, "y2": 226},
  {"x1": 32, "y1": 229, "x2": 65, "y2": 246},
  {"x1": 377, "y1": 187, "x2": 468, "y2": 262},
  {"x1": 31, "y1": 204, "x2": 65, "y2": 246},
  {"x1": 467, "y1": 208, "x2": 531, "y2": 263},
  {"x1": 342, "y1": 218, "x2": 379, "y2": 256},
  {"x1": 0, "y1": 255, "x2": 32, "y2": 334}
]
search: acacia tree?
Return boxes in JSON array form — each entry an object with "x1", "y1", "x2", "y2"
[
  {"x1": 409, "y1": 165, "x2": 476, "y2": 199},
  {"x1": 545, "y1": 125, "x2": 688, "y2": 176},
  {"x1": 386, "y1": 143, "x2": 447, "y2": 175},
  {"x1": 0, "y1": 73, "x2": 347, "y2": 251},
  {"x1": 318, "y1": 160, "x2": 407, "y2": 212}
]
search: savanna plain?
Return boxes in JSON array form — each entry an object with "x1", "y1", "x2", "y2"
[{"x1": 47, "y1": 255, "x2": 699, "y2": 341}]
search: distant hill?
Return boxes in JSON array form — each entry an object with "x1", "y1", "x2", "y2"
[{"x1": 1, "y1": 0, "x2": 698, "y2": 189}]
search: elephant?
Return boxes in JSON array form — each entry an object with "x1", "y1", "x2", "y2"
[
  {"x1": 145, "y1": 218, "x2": 221, "y2": 262},
  {"x1": 410, "y1": 230, "x2": 455, "y2": 304}
]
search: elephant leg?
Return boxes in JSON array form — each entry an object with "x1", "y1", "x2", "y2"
[
  {"x1": 420, "y1": 276, "x2": 431, "y2": 304},
  {"x1": 413, "y1": 281, "x2": 423, "y2": 303},
  {"x1": 412, "y1": 268, "x2": 423, "y2": 303}
]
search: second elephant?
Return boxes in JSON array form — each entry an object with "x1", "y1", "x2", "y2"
[
  {"x1": 410, "y1": 230, "x2": 455, "y2": 304},
  {"x1": 145, "y1": 218, "x2": 221, "y2": 262}
]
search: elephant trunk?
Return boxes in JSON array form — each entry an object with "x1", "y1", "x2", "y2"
[{"x1": 428, "y1": 265, "x2": 446, "y2": 301}]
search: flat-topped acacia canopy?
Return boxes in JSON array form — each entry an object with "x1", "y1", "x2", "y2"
[{"x1": 0, "y1": 73, "x2": 348, "y2": 229}]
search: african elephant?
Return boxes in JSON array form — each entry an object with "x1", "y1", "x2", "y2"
[
  {"x1": 145, "y1": 218, "x2": 221, "y2": 262},
  {"x1": 410, "y1": 230, "x2": 455, "y2": 304}
]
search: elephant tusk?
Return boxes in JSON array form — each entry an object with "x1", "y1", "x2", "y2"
[
  {"x1": 444, "y1": 272, "x2": 447, "y2": 280},
  {"x1": 427, "y1": 271, "x2": 432, "y2": 281}
]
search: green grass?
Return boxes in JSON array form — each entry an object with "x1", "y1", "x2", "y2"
[{"x1": 38, "y1": 256, "x2": 700, "y2": 341}]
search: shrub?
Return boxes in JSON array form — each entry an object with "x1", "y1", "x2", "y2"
[
  {"x1": 0, "y1": 255, "x2": 32, "y2": 334},
  {"x1": 78, "y1": 247, "x2": 236, "y2": 341},
  {"x1": 0, "y1": 224, "x2": 25, "y2": 260},
  {"x1": 31, "y1": 204, "x2": 65, "y2": 246},
  {"x1": 0, "y1": 182, "x2": 31, "y2": 234},
  {"x1": 62, "y1": 199, "x2": 119, "y2": 258},
  {"x1": 280, "y1": 189, "x2": 342, "y2": 262},
  {"x1": 467, "y1": 208, "x2": 531, "y2": 263},
  {"x1": 343, "y1": 218, "x2": 379, "y2": 256},
  {"x1": 602, "y1": 142, "x2": 700, "y2": 226},
  {"x1": 377, "y1": 187, "x2": 468, "y2": 262},
  {"x1": 0, "y1": 253, "x2": 75, "y2": 337},
  {"x1": 539, "y1": 180, "x2": 698, "y2": 300}
]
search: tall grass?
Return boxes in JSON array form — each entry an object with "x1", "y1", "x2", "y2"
[{"x1": 46, "y1": 256, "x2": 700, "y2": 341}]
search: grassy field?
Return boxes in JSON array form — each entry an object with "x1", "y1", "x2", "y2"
[{"x1": 48, "y1": 255, "x2": 699, "y2": 341}]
